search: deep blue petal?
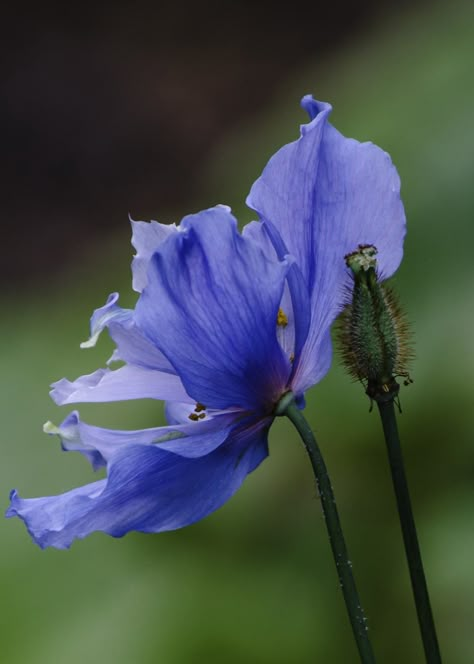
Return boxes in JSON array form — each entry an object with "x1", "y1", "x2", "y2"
[
  {"x1": 7, "y1": 419, "x2": 270, "y2": 549},
  {"x1": 135, "y1": 206, "x2": 291, "y2": 411},
  {"x1": 247, "y1": 95, "x2": 406, "y2": 392}
]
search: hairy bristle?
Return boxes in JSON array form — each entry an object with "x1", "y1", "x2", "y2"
[
  {"x1": 336, "y1": 281, "x2": 414, "y2": 385},
  {"x1": 383, "y1": 286, "x2": 415, "y2": 378},
  {"x1": 336, "y1": 304, "x2": 362, "y2": 380}
]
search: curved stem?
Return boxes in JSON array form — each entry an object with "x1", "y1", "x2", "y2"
[
  {"x1": 284, "y1": 400, "x2": 376, "y2": 663},
  {"x1": 377, "y1": 400, "x2": 442, "y2": 663}
]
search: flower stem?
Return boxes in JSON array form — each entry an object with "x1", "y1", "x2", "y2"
[
  {"x1": 284, "y1": 400, "x2": 376, "y2": 663},
  {"x1": 377, "y1": 399, "x2": 442, "y2": 663}
]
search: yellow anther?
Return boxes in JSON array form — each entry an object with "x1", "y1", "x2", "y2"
[
  {"x1": 188, "y1": 413, "x2": 199, "y2": 421},
  {"x1": 195, "y1": 403, "x2": 206, "y2": 413},
  {"x1": 277, "y1": 308, "x2": 288, "y2": 327},
  {"x1": 198, "y1": 413, "x2": 206, "y2": 420}
]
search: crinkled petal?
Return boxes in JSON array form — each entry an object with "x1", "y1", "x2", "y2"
[
  {"x1": 43, "y1": 416, "x2": 105, "y2": 470},
  {"x1": 51, "y1": 365, "x2": 192, "y2": 405},
  {"x1": 247, "y1": 95, "x2": 406, "y2": 391},
  {"x1": 130, "y1": 218, "x2": 179, "y2": 292},
  {"x1": 7, "y1": 483, "x2": 106, "y2": 549},
  {"x1": 7, "y1": 419, "x2": 270, "y2": 549},
  {"x1": 44, "y1": 408, "x2": 242, "y2": 468},
  {"x1": 80, "y1": 292, "x2": 175, "y2": 372},
  {"x1": 135, "y1": 206, "x2": 291, "y2": 411},
  {"x1": 80, "y1": 292, "x2": 130, "y2": 350}
]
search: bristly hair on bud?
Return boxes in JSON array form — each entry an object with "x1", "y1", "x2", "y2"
[{"x1": 337, "y1": 244, "x2": 414, "y2": 403}]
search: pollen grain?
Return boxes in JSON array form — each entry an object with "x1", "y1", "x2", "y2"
[{"x1": 277, "y1": 308, "x2": 289, "y2": 327}]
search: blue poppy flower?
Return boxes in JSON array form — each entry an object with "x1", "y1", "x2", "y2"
[
  {"x1": 246, "y1": 95, "x2": 406, "y2": 393},
  {"x1": 7, "y1": 96, "x2": 405, "y2": 549}
]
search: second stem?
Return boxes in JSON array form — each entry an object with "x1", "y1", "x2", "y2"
[{"x1": 377, "y1": 399, "x2": 442, "y2": 663}]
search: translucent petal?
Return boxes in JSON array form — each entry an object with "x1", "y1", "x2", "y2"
[
  {"x1": 80, "y1": 292, "x2": 175, "y2": 372},
  {"x1": 44, "y1": 408, "x2": 241, "y2": 468},
  {"x1": 130, "y1": 218, "x2": 178, "y2": 292},
  {"x1": 50, "y1": 365, "x2": 192, "y2": 405}
]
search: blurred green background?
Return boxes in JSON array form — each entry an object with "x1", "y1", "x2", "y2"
[{"x1": 2, "y1": 1, "x2": 473, "y2": 662}]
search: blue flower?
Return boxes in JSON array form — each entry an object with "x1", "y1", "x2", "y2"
[
  {"x1": 246, "y1": 95, "x2": 406, "y2": 392},
  {"x1": 7, "y1": 96, "x2": 405, "y2": 549}
]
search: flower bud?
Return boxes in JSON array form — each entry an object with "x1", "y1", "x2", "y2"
[{"x1": 338, "y1": 245, "x2": 413, "y2": 402}]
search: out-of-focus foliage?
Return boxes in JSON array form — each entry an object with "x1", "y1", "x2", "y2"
[{"x1": 1, "y1": 2, "x2": 473, "y2": 662}]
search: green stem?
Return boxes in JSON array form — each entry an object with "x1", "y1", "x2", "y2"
[
  {"x1": 283, "y1": 400, "x2": 376, "y2": 663},
  {"x1": 377, "y1": 400, "x2": 442, "y2": 663}
]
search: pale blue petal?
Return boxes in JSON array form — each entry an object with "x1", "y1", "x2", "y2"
[
  {"x1": 130, "y1": 218, "x2": 178, "y2": 292},
  {"x1": 164, "y1": 401, "x2": 242, "y2": 426},
  {"x1": 50, "y1": 365, "x2": 192, "y2": 405},
  {"x1": 293, "y1": 328, "x2": 332, "y2": 394},
  {"x1": 246, "y1": 100, "x2": 332, "y2": 291},
  {"x1": 165, "y1": 401, "x2": 200, "y2": 425},
  {"x1": 44, "y1": 408, "x2": 240, "y2": 468},
  {"x1": 135, "y1": 206, "x2": 291, "y2": 412}
]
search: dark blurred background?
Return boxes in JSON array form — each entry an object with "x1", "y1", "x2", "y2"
[
  {"x1": 2, "y1": 1, "x2": 473, "y2": 663},
  {"x1": 5, "y1": 0, "x2": 412, "y2": 286}
]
